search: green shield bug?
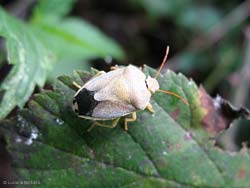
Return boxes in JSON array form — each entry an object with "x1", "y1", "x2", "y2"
[{"x1": 72, "y1": 46, "x2": 189, "y2": 131}]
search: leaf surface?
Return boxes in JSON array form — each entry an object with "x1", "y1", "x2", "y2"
[
  {"x1": 1, "y1": 67, "x2": 250, "y2": 188},
  {"x1": 0, "y1": 8, "x2": 56, "y2": 119}
]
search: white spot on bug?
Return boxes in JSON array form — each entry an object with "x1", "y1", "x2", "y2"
[
  {"x1": 55, "y1": 118, "x2": 64, "y2": 125},
  {"x1": 25, "y1": 127, "x2": 38, "y2": 145},
  {"x1": 162, "y1": 151, "x2": 168, "y2": 156},
  {"x1": 213, "y1": 95, "x2": 222, "y2": 110},
  {"x1": 104, "y1": 56, "x2": 112, "y2": 64}
]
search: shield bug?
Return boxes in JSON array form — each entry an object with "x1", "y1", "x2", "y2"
[{"x1": 72, "y1": 46, "x2": 188, "y2": 131}]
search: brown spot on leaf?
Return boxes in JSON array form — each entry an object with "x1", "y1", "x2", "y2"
[
  {"x1": 238, "y1": 168, "x2": 246, "y2": 179},
  {"x1": 199, "y1": 86, "x2": 249, "y2": 133},
  {"x1": 170, "y1": 109, "x2": 180, "y2": 120}
]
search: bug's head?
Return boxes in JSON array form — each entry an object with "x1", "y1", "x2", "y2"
[
  {"x1": 146, "y1": 76, "x2": 159, "y2": 93},
  {"x1": 72, "y1": 98, "x2": 79, "y2": 115}
]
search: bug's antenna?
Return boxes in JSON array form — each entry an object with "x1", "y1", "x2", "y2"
[
  {"x1": 154, "y1": 46, "x2": 188, "y2": 106},
  {"x1": 154, "y1": 46, "x2": 170, "y2": 79},
  {"x1": 157, "y1": 89, "x2": 189, "y2": 106}
]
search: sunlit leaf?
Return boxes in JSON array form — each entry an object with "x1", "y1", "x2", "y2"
[{"x1": 0, "y1": 8, "x2": 56, "y2": 119}]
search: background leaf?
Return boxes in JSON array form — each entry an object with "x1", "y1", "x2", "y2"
[
  {"x1": 31, "y1": 0, "x2": 125, "y2": 63},
  {"x1": 32, "y1": 17, "x2": 125, "y2": 61},
  {"x1": 132, "y1": 0, "x2": 222, "y2": 31},
  {"x1": 0, "y1": 0, "x2": 125, "y2": 119},
  {"x1": 0, "y1": 8, "x2": 56, "y2": 119},
  {"x1": 32, "y1": 0, "x2": 76, "y2": 19},
  {"x1": 1, "y1": 67, "x2": 249, "y2": 188}
]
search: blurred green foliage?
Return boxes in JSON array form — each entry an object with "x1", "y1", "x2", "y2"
[
  {"x1": 0, "y1": 0, "x2": 125, "y2": 119},
  {"x1": 132, "y1": 0, "x2": 222, "y2": 31}
]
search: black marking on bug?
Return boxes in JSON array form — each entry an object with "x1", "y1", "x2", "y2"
[{"x1": 74, "y1": 88, "x2": 99, "y2": 116}]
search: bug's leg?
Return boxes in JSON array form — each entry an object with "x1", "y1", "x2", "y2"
[
  {"x1": 87, "y1": 123, "x2": 96, "y2": 132},
  {"x1": 146, "y1": 103, "x2": 155, "y2": 113},
  {"x1": 87, "y1": 118, "x2": 120, "y2": 132},
  {"x1": 110, "y1": 65, "x2": 119, "y2": 70},
  {"x1": 87, "y1": 122, "x2": 96, "y2": 132},
  {"x1": 92, "y1": 71, "x2": 106, "y2": 78},
  {"x1": 124, "y1": 112, "x2": 137, "y2": 131},
  {"x1": 72, "y1": 81, "x2": 82, "y2": 89}
]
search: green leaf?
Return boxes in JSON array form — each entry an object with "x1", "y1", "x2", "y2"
[
  {"x1": 32, "y1": 17, "x2": 125, "y2": 61},
  {"x1": 32, "y1": 0, "x2": 76, "y2": 19},
  {"x1": 1, "y1": 66, "x2": 250, "y2": 188},
  {"x1": 176, "y1": 5, "x2": 222, "y2": 31},
  {"x1": 47, "y1": 59, "x2": 91, "y2": 82},
  {"x1": 133, "y1": 0, "x2": 222, "y2": 31},
  {"x1": 0, "y1": 8, "x2": 56, "y2": 119},
  {"x1": 31, "y1": 0, "x2": 125, "y2": 61},
  {"x1": 0, "y1": 1, "x2": 125, "y2": 118}
]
